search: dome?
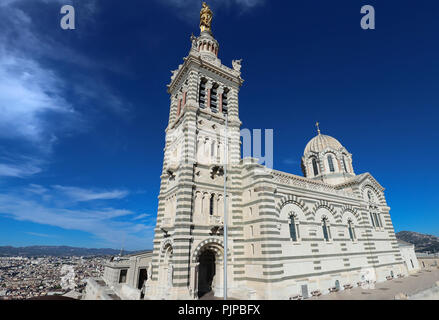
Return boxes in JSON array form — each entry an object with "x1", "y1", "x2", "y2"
[{"x1": 304, "y1": 134, "x2": 343, "y2": 154}]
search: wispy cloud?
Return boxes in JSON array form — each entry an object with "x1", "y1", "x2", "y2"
[
  {"x1": 0, "y1": 185, "x2": 154, "y2": 250},
  {"x1": 132, "y1": 213, "x2": 150, "y2": 221},
  {"x1": 1, "y1": 0, "x2": 66, "y2": 7},
  {"x1": 26, "y1": 184, "x2": 49, "y2": 195},
  {"x1": 52, "y1": 185, "x2": 129, "y2": 202},
  {"x1": 0, "y1": 162, "x2": 42, "y2": 178},
  {"x1": 0, "y1": 0, "x2": 132, "y2": 180},
  {"x1": 0, "y1": 51, "x2": 75, "y2": 144},
  {"x1": 25, "y1": 232, "x2": 56, "y2": 238}
]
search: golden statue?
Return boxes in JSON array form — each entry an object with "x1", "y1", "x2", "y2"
[{"x1": 200, "y1": 2, "x2": 213, "y2": 33}]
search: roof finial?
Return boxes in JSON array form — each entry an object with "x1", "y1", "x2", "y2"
[{"x1": 315, "y1": 122, "x2": 321, "y2": 135}]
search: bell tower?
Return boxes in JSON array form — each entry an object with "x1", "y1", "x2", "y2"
[{"x1": 145, "y1": 3, "x2": 244, "y2": 299}]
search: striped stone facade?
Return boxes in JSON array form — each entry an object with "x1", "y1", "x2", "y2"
[{"x1": 143, "y1": 23, "x2": 406, "y2": 300}]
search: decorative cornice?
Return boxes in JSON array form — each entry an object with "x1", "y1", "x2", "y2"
[
  {"x1": 168, "y1": 55, "x2": 243, "y2": 94},
  {"x1": 271, "y1": 170, "x2": 356, "y2": 199}
]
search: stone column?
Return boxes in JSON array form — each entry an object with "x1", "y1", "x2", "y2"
[
  {"x1": 202, "y1": 193, "x2": 210, "y2": 216},
  {"x1": 213, "y1": 193, "x2": 218, "y2": 216},
  {"x1": 149, "y1": 124, "x2": 176, "y2": 286},
  {"x1": 182, "y1": 90, "x2": 187, "y2": 107},
  {"x1": 217, "y1": 87, "x2": 224, "y2": 113},
  {"x1": 190, "y1": 262, "x2": 199, "y2": 299},
  {"x1": 186, "y1": 71, "x2": 199, "y2": 106},
  {"x1": 181, "y1": 88, "x2": 188, "y2": 115},
  {"x1": 168, "y1": 96, "x2": 178, "y2": 126},
  {"x1": 206, "y1": 82, "x2": 213, "y2": 110},
  {"x1": 176, "y1": 93, "x2": 182, "y2": 117},
  {"x1": 168, "y1": 105, "x2": 198, "y2": 299},
  {"x1": 226, "y1": 88, "x2": 241, "y2": 164}
]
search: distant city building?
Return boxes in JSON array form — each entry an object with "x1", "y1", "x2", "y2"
[{"x1": 0, "y1": 255, "x2": 105, "y2": 300}]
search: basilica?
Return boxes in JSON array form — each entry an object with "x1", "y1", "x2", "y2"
[
  {"x1": 137, "y1": 3, "x2": 417, "y2": 300},
  {"x1": 85, "y1": 3, "x2": 417, "y2": 300}
]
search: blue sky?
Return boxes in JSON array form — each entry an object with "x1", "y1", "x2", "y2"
[{"x1": 0, "y1": 0, "x2": 437, "y2": 250}]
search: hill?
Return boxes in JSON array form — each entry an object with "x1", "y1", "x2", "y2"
[
  {"x1": 396, "y1": 231, "x2": 439, "y2": 253},
  {"x1": 0, "y1": 245, "x2": 134, "y2": 257}
]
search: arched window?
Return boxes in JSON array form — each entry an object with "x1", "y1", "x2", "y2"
[
  {"x1": 377, "y1": 214, "x2": 383, "y2": 227},
  {"x1": 199, "y1": 79, "x2": 207, "y2": 108},
  {"x1": 222, "y1": 88, "x2": 229, "y2": 114},
  {"x1": 322, "y1": 217, "x2": 330, "y2": 241},
  {"x1": 176, "y1": 97, "x2": 182, "y2": 117},
  {"x1": 370, "y1": 212, "x2": 376, "y2": 227},
  {"x1": 348, "y1": 219, "x2": 355, "y2": 241},
  {"x1": 289, "y1": 215, "x2": 298, "y2": 242},
  {"x1": 209, "y1": 194, "x2": 214, "y2": 216},
  {"x1": 373, "y1": 213, "x2": 380, "y2": 228},
  {"x1": 210, "y1": 84, "x2": 218, "y2": 112},
  {"x1": 342, "y1": 156, "x2": 348, "y2": 173},
  {"x1": 328, "y1": 155, "x2": 335, "y2": 172},
  {"x1": 312, "y1": 158, "x2": 319, "y2": 176},
  {"x1": 367, "y1": 191, "x2": 373, "y2": 201}
]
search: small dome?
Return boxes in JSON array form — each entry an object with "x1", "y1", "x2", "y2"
[{"x1": 304, "y1": 134, "x2": 343, "y2": 154}]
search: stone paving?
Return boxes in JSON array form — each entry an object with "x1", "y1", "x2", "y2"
[{"x1": 309, "y1": 268, "x2": 439, "y2": 300}]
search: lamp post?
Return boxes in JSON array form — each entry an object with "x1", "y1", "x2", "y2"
[{"x1": 223, "y1": 112, "x2": 228, "y2": 300}]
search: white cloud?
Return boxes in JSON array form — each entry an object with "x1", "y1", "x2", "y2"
[
  {"x1": 0, "y1": 153, "x2": 46, "y2": 178},
  {"x1": 0, "y1": 52, "x2": 74, "y2": 143},
  {"x1": 0, "y1": 2, "x2": 79, "y2": 176},
  {"x1": 0, "y1": 162, "x2": 42, "y2": 178},
  {"x1": 25, "y1": 232, "x2": 55, "y2": 238},
  {"x1": 0, "y1": 187, "x2": 154, "y2": 250},
  {"x1": 132, "y1": 213, "x2": 150, "y2": 220},
  {"x1": 0, "y1": 0, "x2": 66, "y2": 6},
  {"x1": 26, "y1": 184, "x2": 49, "y2": 195},
  {"x1": 0, "y1": 193, "x2": 129, "y2": 228},
  {"x1": 52, "y1": 185, "x2": 129, "y2": 202},
  {"x1": 0, "y1": 0, "x2": 130, "y2": 179}
]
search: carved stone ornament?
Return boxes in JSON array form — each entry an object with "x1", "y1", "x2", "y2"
[{"x1": 232, "y1": 59, "x2": 243, "y2": 72}]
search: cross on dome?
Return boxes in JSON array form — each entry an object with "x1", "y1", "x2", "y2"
[{"x1": 315, "y1": 122, "x2": 321, "y2": 135}]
